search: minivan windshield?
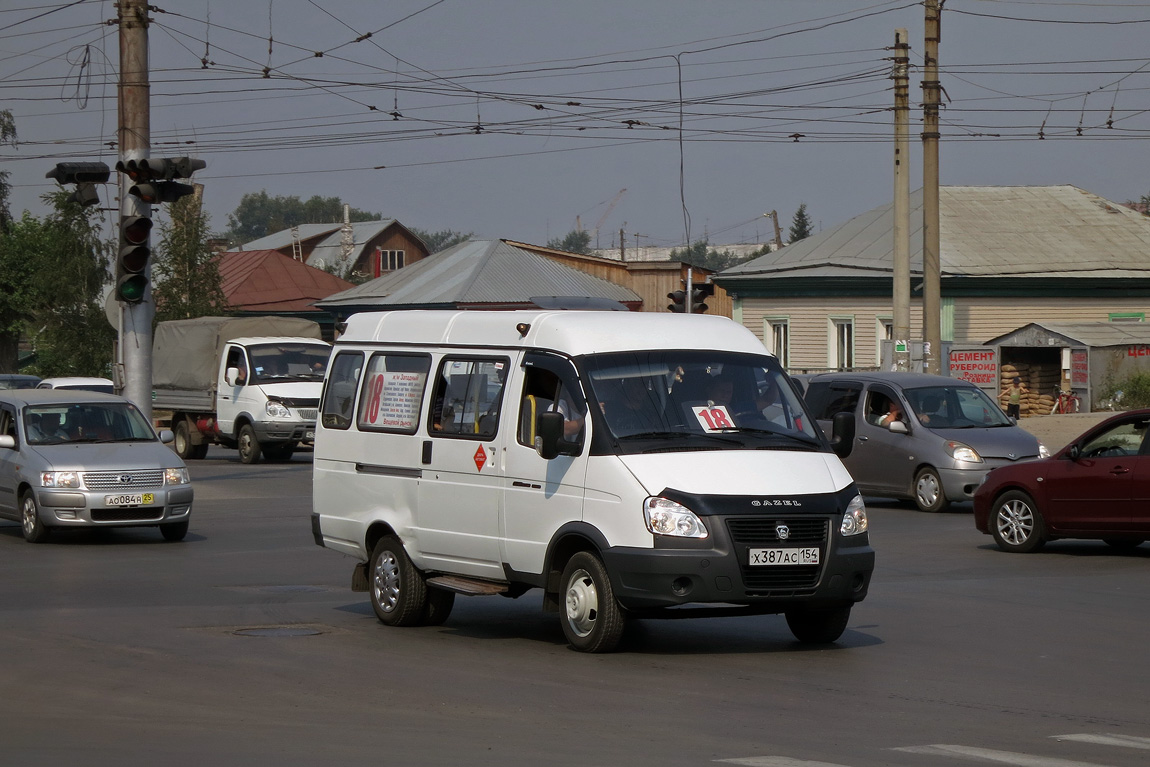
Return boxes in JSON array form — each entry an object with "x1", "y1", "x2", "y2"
[
  {"x1": 24, "y1": 402, "x2": 157, "y2": 445},
  {"x1": 903, "y1": 385, "x2": 1013, "y2": 428},
  {"x1": 581, "y1": 350, "x2": 821, "y2": 452}
]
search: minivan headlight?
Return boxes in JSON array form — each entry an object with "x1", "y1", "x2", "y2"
[
  {"x1": 841, "y1": 494, "x2": 868, "y2": 536},
  {"x1": 164, "y1": 467, "x2": 190, "y2": 485},
  {"x1": 265, "y1": 400, "x2": 291, "y2": 418},
  {"x1": 643, "y1": 496, "x2": 708, "y2": 538},
  {"x1": 945, "y1": 440, "x2": 983, "y2": 463},
  {"x1": 41, "y1": 471, "x2": 80, "y2": 488}
]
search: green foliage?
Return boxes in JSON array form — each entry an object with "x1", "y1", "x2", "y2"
[
  {"x1": 0, "y1": 109, "x2": 17, "y2": 228},
  {"x1": 789, "y1": 202, "x2": 813, "y2": 243},
  {"x1": 669, "y1": 240, "x2": 763, "y2": 272},
  {"x1": 1101, "y1": 372, "x2": 1150, "y2": 409},
  {"x1": 410, "y1": 228, "x2": 471, "y2": 254},
  {"x1": 153, "y1": 195, "x2": 228, "y2": 323},
  {"x1": 225, "y1": 191, "x2": 382, "y2": 244},
  {"x1": 547, "y1": 229, "x2": 593, "y2": 255}
]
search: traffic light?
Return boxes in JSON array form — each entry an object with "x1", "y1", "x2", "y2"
[
  {"x1": 116, "y1": 215, "x2": 152, "y2": 303},
  {"x1": 115, "y1": 156, "x2": 205, "y2": 205},
  {"x1": 690, "y1": 282, "x2": 715, "y2": 314},
  {"x1": 667, "y1": 290, "x2": 687, "y2": 313},
  {"x1": 45, "y1": 162, "x2": 110, "y2": 208}
]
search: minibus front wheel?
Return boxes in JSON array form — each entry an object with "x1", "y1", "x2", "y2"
[
  {"x1": 369, "y1": 536, "x2": 428, "y2": 626},
  {"x1": 560, "y1": 552, "x2": 626, "y2": 653}
]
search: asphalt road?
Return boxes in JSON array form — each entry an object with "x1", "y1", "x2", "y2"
[{"x1": 2, "y1": 447, "x2": 1149, "y2": 767}]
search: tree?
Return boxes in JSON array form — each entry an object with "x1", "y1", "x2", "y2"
[
  {"x1": 789, "y1": 203, "x2": 813, "y2": 243},
  {"x1": 225, "y1": 191, "x2": 382, "y2": 244},
  {"x1": 0, "y1": 109, "x2": 15, "y2": 229},
  {"x1": 669, "y1": 240, "x2": 759, "y2": 272},
  {"x1": 547, "y1": 229, "x2": 593, "y2": 255},
  {"x1": 410, "y1": 228, "x2": 471, "y2": 254},
  {"x1": 153, "y1": 190, "x2": 228, "y2": 323}
]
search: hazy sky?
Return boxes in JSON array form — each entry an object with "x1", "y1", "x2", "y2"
[{"x1": 3, "y1": 0, "x2": 1149, "y2": 251}]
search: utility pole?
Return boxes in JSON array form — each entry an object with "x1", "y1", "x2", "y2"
[
  {"x1": 922, "y1": 0, "x2": 943, "y2": 375},
  {"x1": 767, "y1": 210, "x2": 783, "y2": 250},
  {"x1": 619, "y1": 227, "x2": 626, "y2": 262},
  {"x1": 118, "y1": 0, "x2": 154, "y2": 419},
  {"x1": 892, "y1": 29, "x2": 912, "y2": 372}
]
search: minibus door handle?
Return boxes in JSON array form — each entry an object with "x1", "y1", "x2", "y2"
[{"x1": 422, "y1": 440, "x2": 433, "y2": 465}]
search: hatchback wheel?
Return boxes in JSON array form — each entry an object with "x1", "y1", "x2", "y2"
[
  {"x1": 913, "y1": 467, "x2": 949, "y2": 513},
  {"x1": 991, "y1": 490, "x2": 1045, "y2": 553}
]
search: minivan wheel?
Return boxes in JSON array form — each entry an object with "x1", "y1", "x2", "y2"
[
  {"x1": 237, "y1": 424, "x2": 262, "y2": 464},
  {"x1": 560, "y1": 551, "x2": 626, "y2": 653},
  {"x1": 161, "y1": 518, "x2": 189, "y2": 542},
  {"x1": 913, "y1": 467, "x2": 949, "y2": 512},
  {"x1": 991, "y1": 490, "x2": 1046, "y2": 553},
  {"x1": 785, "y1": 605, "x2": 851, "y2": 643},
  {"x1": 21, "y1": 492, "x2": 50, "y2": 543},
  {"x1": 369, "y1": 536, "x2": 428, "y2": 627}
]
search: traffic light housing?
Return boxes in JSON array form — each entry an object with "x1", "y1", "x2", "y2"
[
  {"x1": 45, "y1": 162, "x2": 110, "y2": 208},
  {"x1": 116, "y1": 156, "x2": 205, "y2": 205},
  {"x1": 690, "y1": 282, "x2": 715, "y2": 314},
  {"x1": 667, "y1": 290, "x2": 687, "y2": 313},
  {"x1": 116, "y1": 215, "x2": 152, "y2": 303}
]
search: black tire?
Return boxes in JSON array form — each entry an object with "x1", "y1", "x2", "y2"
[
  {"x1": 237, "y1": 424, "x2": 262, "y2": 465},
  {"x1": 173, "y1": 419, "x2": 194, "y2": 459},
  {"x1": 423, "y1": 588, "x2": 456, "y2": 626},
  {"x1": 559, "y1": 551, "x2": 626, "y2": 653},
  {"x1": 261, "y1": 443, "x2": 295, "y2": 461},
  {"x1": 913, "y1": 466, "x2": 949, "y2": 512},
  {"x1": 161, "y1": 518, "x2": 189, "y2": 542},
  {"x1": 20, "y1": 491, "x2": 50, "y2": 543},
  {"x1": 1103, "y1": 538, "x2": 1145, "y2": 551},
  {"x1": 369, "y1": 536, "x2": 428, "y2": 627},
  {"x1": 990, "y1": 490, "x2": 1046, "y2": 553},
  {"x1": 785, "y1": 605, "x2": 852, "y2": 643},
  {"x1": 190, "y1": 442, "x2": 209, "y2": 460}
]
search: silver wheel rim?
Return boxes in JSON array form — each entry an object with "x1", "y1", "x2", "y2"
[
  {"x1": 239, "y1": 430, "x2": 253, "y2": 458},
  {"x1": 175, "y1": 424, "x2": 188, "y2": 454},
  {"x1": 21, "y1": 496, "x2": 36, "y2": 537},
  {"x1": 996, "y1": 499, "x2": 1034, "y2": 546},
  {"x1": 372, "y1": 549, "x2": 401, "y2": 613},
  {"x1": 564, "y1": 568, "x2": 598, "y2": 638},
  {"x1": 916, "y1": 472, "x2": 940, "y2": 508}
]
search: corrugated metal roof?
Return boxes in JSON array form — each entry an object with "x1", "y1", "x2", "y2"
[
  {"x1": 986, "y1": 321, "x2": 1150, "y2": 347},
  {"x1": 217, "y1": 250, "x2": 355, "y2": 311},
  {"x1": 238, "y1": 220, "x2": 398, "y2": 257},
  {"x1": 721, "y1": 186, "x2": 1150, "y2": 280},
  {"x1": 318, "y1": 239, "x2": 640, "y2": 309}
]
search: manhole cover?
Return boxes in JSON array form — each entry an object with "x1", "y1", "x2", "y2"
[{"x1": 233, "y1": 626, "x2": 324, "y2": 638}]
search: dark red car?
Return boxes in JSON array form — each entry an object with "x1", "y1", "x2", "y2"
[{"x1": 974, "y1": 409, "x2": 1150, "y2": 553}]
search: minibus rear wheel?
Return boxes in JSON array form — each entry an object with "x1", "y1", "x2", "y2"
[
  {"x1": 369, "y1": 536, "x2": 428, "y2": 626},
  {"x1": 560, "y1": 551, "x2": 626, "y2": 653}
]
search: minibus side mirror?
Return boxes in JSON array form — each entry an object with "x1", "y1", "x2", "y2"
[
  {"x1": 535, "y1": 411, "x2": 578, "y2": 460},
  {"x1": 830, "y1": 411, "x2": 855, "y2": 459}
]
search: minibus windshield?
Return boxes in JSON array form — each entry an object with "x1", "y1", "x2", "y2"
[{"x1": 582, "y1": 350, "x2": 821, "y2": 451}]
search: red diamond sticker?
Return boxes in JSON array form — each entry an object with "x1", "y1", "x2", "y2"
[{"x1": 473, "y1": 445, "x2": 487, "y2": 471}]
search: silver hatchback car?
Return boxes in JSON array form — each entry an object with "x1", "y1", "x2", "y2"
[
  {"x1": 0, "y1": 390, "x2": 193, "y2": 542},
  {"x1": 804, "y1": 372, "x2": 1047, "y2": 512}
]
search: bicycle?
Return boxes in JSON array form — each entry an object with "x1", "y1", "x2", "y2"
[{"x1": 1051, "y1": 387, "x2": 1081, "y2": 414}]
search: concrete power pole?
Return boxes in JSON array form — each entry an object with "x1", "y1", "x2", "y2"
[
  {"x1": 922, "y1": 0, "x2": 943, "y2": 375},
  {"x1": 892, "y1": 29, "x2": 911, "y2": 372},
  {"x1": 118, "y1": 0, "x2": 154, "y2": 420}
]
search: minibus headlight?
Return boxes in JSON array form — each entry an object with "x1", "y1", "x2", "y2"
[
  {"x1": 41, "y1": 471, "x2": 80, "y2": 488},
  {"x1": 265, "y1": 400, "x2": 291, "y2": 418},
  {"x1": 643, "y1": 496, "x2": 708, "y2": 539},
  {"x1": 945, "y1": 440, "x2": 982, "y2": 463},
  {"x1": 840, "y1": 494, "x2": 868, "y2": 536}
]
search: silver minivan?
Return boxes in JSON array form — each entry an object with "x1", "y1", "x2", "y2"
[{"x1": 803, "y1": 372, "x2": 1048, "y2": 512}]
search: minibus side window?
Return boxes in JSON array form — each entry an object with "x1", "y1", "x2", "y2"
[
  {"x1": 320, "y1": 351, "x2": 364, "y2": 430},
  {"x1": 429, "y1": 357, "x2": 508, "y2": 439},
  {"x1": 356, "y1": 353, "x2": 431, "y2": 434},
  {"x1": 517, "y1": 364, "x2": 586, "y2": 450}
]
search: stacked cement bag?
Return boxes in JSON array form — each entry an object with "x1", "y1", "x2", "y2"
[
  {"x1": 1000, "y1": 362, "x2": 1060, "y2": 416},
  {"x1": 999, "y1": 363, "x2": 1030, "y2": 416}
]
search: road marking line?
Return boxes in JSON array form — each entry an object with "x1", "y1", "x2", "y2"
[
  {"x1": 893, "y1": 744, "x2": 1111, "y2": 766},
  {"x1": 716, "y1": 758, "x2": 851, "y2": 767},
  {"x1": 1053, "y1": 734, "x2": 1150, "y2": 750}
]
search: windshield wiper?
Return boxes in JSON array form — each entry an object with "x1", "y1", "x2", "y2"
[{"x1": 618, "y1": 431, "x2": 743, "y2": 446}]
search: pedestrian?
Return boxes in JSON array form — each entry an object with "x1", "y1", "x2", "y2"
[{"x1": 1001, "y1": 376, "x2": 1027, "y2": 420}]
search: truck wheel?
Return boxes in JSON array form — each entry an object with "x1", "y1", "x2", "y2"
[
  {"x1": 261, "y1": 443, "x2": 295, "y2": 461},
  {"x1": 173, "y1": 420, "x2": 195, "y2": 459},
  {"x1": 369, "y1": 536, "x2": 428, "y2": 627},
  {"x1": 785, "y1": 605, "x2": 851, "y2": 643},
  {"x1": 160, "y1": 518, "x2": 189, "y2": 542},
  {"x1": 913, "y1": 467, "x2": 949, "y2": 512},
  {"x1": 190, "y1": 442, "x2": 209, "y2": 460},
  {"x1": 237, "y1": 424, "x2": 262, "y2": 464},
  {"x1": 560, "y1": 551, "x2": 626, "y2": 653},
  {"x1": 21, "y1": 491, "x2": 50, "y2": 543}
]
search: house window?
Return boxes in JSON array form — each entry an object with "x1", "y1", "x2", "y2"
[
  {"x1": 876, "y1": 317, "x2": 893, "y2": 364},
  {"x1": 378, "y1": 249, "x2": 405, "y2": 274},
  {"x1": 764, "y1": 318, "x2": 790, "y2": 367},
  {"x1": 829, "y1": 317, "x2": 854, "y2": 369}
]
